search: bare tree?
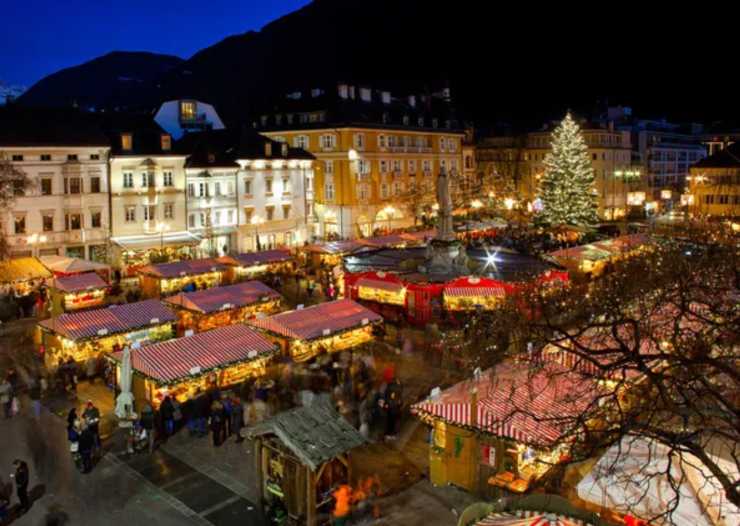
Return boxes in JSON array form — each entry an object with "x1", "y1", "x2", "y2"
[
  {"x1": 462, "y1": 227, "x2": 739, "y2": 522},
  {"x1": 0, "y1": 154, "x2": 31, "y2": 258}
]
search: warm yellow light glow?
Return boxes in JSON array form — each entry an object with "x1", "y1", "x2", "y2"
[
  {"x1": 348, "y1": 149, "x2": 358, "y2": 161},
  {"x1": 250, "y1": 215, "x2": 265, "y2": 226},
  {"x1": 253, "y1": 160, "x2": 266, "y2": 170},
  {"x1": 660, "y1": 189, "x2": 672, "y2": 200},
  {"x1": 504, "y1": 197, "x2": 516, "y2": 210},
  {"x1": 470, "y1": 199, "x2": 483, "y2": 209},
  {"x1": 627, "y1": 192, "x2": 646, "y2": 206}
]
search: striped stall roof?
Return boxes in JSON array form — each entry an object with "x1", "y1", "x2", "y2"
[
  {"x1": 139, "y1": 258, "x2": 228, "y2": 279},
  {"x1": 356, "y1": 234, "x2": 410, "y2": 248},
  {"x1": 412, "y1": 360, "x2": 598, "y2": 447},
  {"x1": 249, "y1": 299, "x2": 382, "y2": 341},
  {"x1": 164, "y1": 281, "x2": 281, "y2": 314},
  {"x1": 476, "y1": 511, "x2": 586, "y2": 526},
  {"x1": 444, "y1": 286, "x2": 505, "y2": 298},
  {"x1": 111, "y1": 324, "x2": 277, "y2": 384},
  {"x1": 303, "y1": 241, "x2": 364, "y2": 255},
  {"x1": 220, "y1": 249, "x2": 292, "y2": 268},
  {"x1": 38, "y1": 299, "x2": 176, "y2": 341},
  {"x1": 52, "y1": 272, "x2": 108, "y2": 293}
]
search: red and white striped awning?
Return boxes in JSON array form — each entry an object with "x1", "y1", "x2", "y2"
[
  {"x1": 52, "y1": 272, "x2": 108, "y2": 293},
  {"x1": 110, "y1": 324, "x2": 276, "y2": 384},
  {"x1": 444, "y1": 286, "x2": 505, "y2": 298},
  {"x1": 476, "y1": 511, "x2": 587, "y2": 526}
]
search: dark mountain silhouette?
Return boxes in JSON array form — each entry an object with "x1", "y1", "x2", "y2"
[
  {"x1": 18, "y1": 51, "x2": 183, "y2": 110},
  {"x1": 15, "y1": 0, "x2": 739, "y2": 129}
]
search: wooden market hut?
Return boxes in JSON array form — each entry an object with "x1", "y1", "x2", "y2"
[
  {"x1": 249, "y1": 299, "x2": 383, "y2": 363},
  {"x1": 48, "y1": 272, "x2": 109, "y2": 315},
  {"x1": 37, "y1": 299, "x2": 176, "y2": 368},
  {"x1": 138, "y1": 258, "x2": 229, "y2": 298},
  {"x1": 303, "y1": 241, "x2": 364, "y2": 268},
  {"x1": 0, "y1": 257, "x2": 52, "y2": 295},
  {"x1": 109, "y1": 324, "x2": 278, "y2": 410},
  {"x1": 164, "y1": 281, "x2": 283, "y2": 334},
  {"x1": 39, "y1": 254, "x2": 111, "y2": 282},
  {"x1": 248, "y1": 397, "x2": 366, "y2": 526},
  {"x1": 548, "y1": 234, "x2": 652, "y2": 278},
  {"x1": 411, "y1": 359, "x2": 598, "y2": 499},
  {"x1": 218, "y1": 249, "x2": 295, "y2": 282},
  {"x1": 441, "y1": 276, "x2": 512, "y2": 312}
]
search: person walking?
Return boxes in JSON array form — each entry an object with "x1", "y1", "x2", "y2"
[
  {"x1": 0, "y1": 377, "x2": 12, "y2": 419},
  {"x1": 221, "y1": 395, "x2": 232, "y2": 439},
  {"x1": 78, "y1": 425, "x2": 94, "y2": 473},
  {"x1": 11, "y1": 460, "x2": 30, "y2": 514},
  {"x1": 140, "y1": 404, "x2": 155, "y2": 453},
  {"x1": 231, "y1": 396, "x2": 244, "y2": 443},
  {"x1": 160, "y1": 396, "x2": 175, "y2": 439},
  {"x1": 29, "y1": 379, "x2": 42, "y2": 420},
  {"x1": 82, "y1": 401, "x2": 101, "y2": 453},
  {"x1": 209, "y1": 400, "x2": 224, "y2": 447}
]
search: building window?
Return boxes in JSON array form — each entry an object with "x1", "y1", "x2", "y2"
[
  {"x1": 244, "y1": 208, "x2": 253, "y2": 224},
  {"x1": 423, "y1": 160, "x2": 431, "y2": 173},
  {"x1": 142, "y1": 172, "x2": 154, "y2": 188},
  {"x1": 199, "y1": 182, "x2": 206, "y2": 197},
  {"x1": 439, "y1": 137, "x2": 447, "y2": 152},
  {"x1": 143, "y1": 205, "x2": 156, "y2": 221},
  {"x1": 91, "y1": 211, "x2": 102, "y2": 228},
  {"x1": 358, "y1": 184, "x2": 368, "y2": 201},
  {"x1": 265, "y1": 178, "x2": 273, "y2": 195},
  {"x1": 125, "y1": 206, "x2": 136, "y2": 222},
  {"x1": 164, "y1": 203, "x2": 174, "y2": 219},
  {"x1": 282, "y1": 205, "x2": 291, "y2": 219},
  {"x1": 180, "y1": 101, "x2": 196, "y2": 121},
  {"x1": 188, "y1": 214, "x2": 195, "y2": 228},
  {"x1": 121, "y1": 133, "x2": 133, "y2": 151},
  {"x1": 199, "y1": 212, "x2": 207, "y2": 227},
  {"x1": 42, "y1": 213, "x2": 54, "y2": 232},
  {"x1": 354, "y1": 133, "x2": 365, "y2": 149},
  {"x1": 161, "y1": 134, "x2": 172, "y2": 151},
  {"x1": 378, "y1": 135, "x2": 386, "y2": 148},
  {"x1": 227, "y1": 209, "x2": 234, "y2": 224},
  {"x1": 41, "y1": 177, "x2": 51, "y2": 195},
  {"x1": 90, "y1": 176, "x2": 101, "y2": 193},
  {"x1": 293, "y1": 135, "x2": 309, "y2": 149},
  {"x1": 357, "y1": 160, "x2": 370, "y2": 177},
  {"x1": 67, "y1": 154, "x2": 78, "y2": 161},
  {"x1": 163, "y1": 171, "x2": 173, "y2": 187},
  {"x1": 65, "y1": 177, "x2": 81, "y2": 194},
  {"x1": 226, "y1": 181, "x2": 234, "y2": 195},
  {"x1": 393, "y1": 160, "x2": 402, "y2": 173},
  {"x1": 90, "y1": 154, "x2": 100, "y2": 160},
  {"x1": 65, "y1": 213, "x2": 82, "y2": 231},
  {"x1": 40, "y1": 154, "x2": 51, "y2": 161},
  {"x1": 380, "y1": 183, "x2": 389, "y2": 199},
  {"x1": 465, "y1": 155, "x2": 473, "y2": 169},
  {"x1": 187, "y1": 183, "x2": 195, "y2": 197},
  {"x1": 244, "y1": 179, "x2": 252, "y2": 195},
  {"x1": 325, "y1": 181, "x2": 335, "y2": 202},
  {"x1": 215, "y1": 182, "x2": 222, "y2": 196},
  {"x1": 393, "y1": 181, "x2": 403, "y2": 196},
  {"x1": 408, "y1": 160, "x2": 417, "y2": 173},
  {"x1": 320, "y1": 135, "x2": 336, "y2": 150},
  {"x1": 282, "y1": 176, "x2": 290, "y2": 194},
  {"x1": 14, "y1": 214, "x2": 26, "y2": 234},
  {"x1": 213, "y1": 210, "x2": 221, "y2": 226},
  {"x1": 266, "y1": 207, "x2": 274, "y2": 221},
  {"x1": 12, "y1": 154, "x2": 23, "y2": 161},
  {"x1": 123, "y1": 172, "x2": 134, "y2": 188},
  {"x1": 380, "y1": 160, "x2": 388, "y2": 173}
]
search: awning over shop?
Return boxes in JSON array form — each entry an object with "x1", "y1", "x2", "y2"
[
  {"x1": 39, "y1": 255, "x2": 110, "y2": 276},
  {"x1": 443, "y1": 276, "x2": 509, "y2": 299},
  {"x1": 356, "y1": 276, "x2": 405, "y2": 293},
  {"x1": 110, "y1": 324, "x2": 277, "y2": 384},
  {"x1": 0, "y1": 257, "x2": 51, "y2": 284},
  {"x1": 249, "y1": 299, "x2": 382, "y2": 341},
  {"x1": 52, "y1": 272, "x2": 108, "y2": 293},
  {"x1": 165, "y1": 281, "x2": 281, "y2": 314},
  {"x1": 475, "y1": 510, "x2": 587, "y2": 526},
  {"x1": 303, "y1": 241, "x2": 364, "y2": 255},
  {"x1": 111, "y1": 231, "x2": 202, "y2": 252},
  {"x1": 138, "y1": 258, "x2": 229, "y2": 279},
  {"x1": 219, "y1": 249, "x2": 293, "y2": 268},
  {"x1": 38, "y1": 299, "x2": 176, "y2": 340}
]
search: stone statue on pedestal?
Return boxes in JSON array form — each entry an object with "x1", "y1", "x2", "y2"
[
  {"x1": 425, "y1": 167, "x2": 468, "y2": 276},
  {"x1": 436, "y1": 167, "x2": 455, "y2": 241}
]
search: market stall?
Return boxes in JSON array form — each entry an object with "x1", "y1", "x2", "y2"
[
  {"x1": 138, "y1": 258, "x2": 229, "y2": 298},
  {"x1": 548, "y1": 234, "x2": 652, "y2": 278},
  {"x1": 218, "y1": 249, "x2": 295, "y2": 282},
  {"x1": 110, "y1": 231, "x2": 202, "y2": 278},
  {"x1": 39, "y1": 255, "x2": 111, "y2": 282},
  {"x1": 249, "y1": 299, "x2": 383, "y2": 363},
  {"x1": 442, "y1": 276, "x2": 511, "y2": 311},
  {"x1": 248, "y1": 397, "x2": 366, "y2": 526},
  {"x1": 303, "y1": 241, "x2": 365, "y2": 268},
  {"x1": 38, "y1": 299, "x2": 176, "y2": 369},
  {"x1": 164, "y1": 281, "x2": 283, "y2": 334},
  {"x1": 49, "y1": 272, "x2": 109, "y2": 315},
  {"x1": 0, "y1": 257, "x2": 51, "y2": 295},
  {"x1": 108, "y1": 324, "x2": 278, "y2": 410},
  {"x1": 412, "y1": 359, "x2": 598, "y2": 499}
]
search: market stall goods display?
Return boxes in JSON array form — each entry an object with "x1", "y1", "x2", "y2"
[
  {"x1": 548, "y1": 234, "x2": 652, "y2": 276},
  {"x1": 49, "y1": 272, "x2": 109, "y2": 314},
  {"x1": 109, "y1": 324, "x2": 278, "y2": 408},
  {"x1": 164, "y1": 280, "x2": 283, "y2": 333},
  {"x1": 38, "y1": 299, "x2": 177, "y2": 367},
  {"x1": 39, "y1": 255, "x2": 111, "y2": 280},
  {"x1": 137, "y1": 258, "x2": 229, "y2": 298},
  {"x1": 0, "y1": 257, "x2": 52, "y2": 294},
  {"x1": 249, "y1": 299, "x2": 383, "y2": 363},
  {"x1": 303, "y1": 241, "x2": 365, "y2": 267},
  {"x1": 218, "y1": 249, "x2": 294, "y2": 281}
]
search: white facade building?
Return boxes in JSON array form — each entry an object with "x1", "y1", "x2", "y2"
[
  {"x1": 154, "y1": 99, "x2": 226, "y2": 140},
  {"x1": 0, "y1": 146, "x2": 110, "y2": 260},
  {"x1": 185, "y1": 166, "x2": 239, "y2": 257}
]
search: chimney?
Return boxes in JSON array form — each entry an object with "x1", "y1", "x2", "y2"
[
  {"x1": 160, "y1": 134, "x2": 171, "y2": 151},
  {"x1": 470, "y1": 387, "x2": 478, "y2": 428}
]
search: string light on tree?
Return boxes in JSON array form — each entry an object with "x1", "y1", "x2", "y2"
[{"x1": 537, "y1": 113, "x2": 599, "y2": 226}]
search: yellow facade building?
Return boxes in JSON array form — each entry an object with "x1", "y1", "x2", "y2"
[
  {"x1": 687, "y1": 143, "x2": 740, "y2": 219},
  {"x1": 260, "y1": 84, "x2": 464, "y2": 239}
]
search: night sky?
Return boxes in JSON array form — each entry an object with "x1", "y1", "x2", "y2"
[{"x1": 1, "y1": 0, "x2": 310, "y2": 87}]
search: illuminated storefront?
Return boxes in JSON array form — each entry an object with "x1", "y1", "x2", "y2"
[
  {"x1": 164, "y1": 281, "x2": 283, "y2": 334},
  {"x1": 218, "y1": 249, "x2": 295, "y2": 282},
  {"x1": 250, "y1": 299, "x2": 383, "y2": 363},
  {"x1": 49, "y1": 272, "x2": 108, "y2": 315},
  {"x1": 38, "y1": 299, "x2": 176, "y2": 368},
  {"x1": 109, "y1": 324, "x2": 278, "y2": 410}
]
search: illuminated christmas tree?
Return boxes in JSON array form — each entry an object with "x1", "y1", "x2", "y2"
[{"x1": 537, "y1": 113, "x2": 599, "y2": 226}]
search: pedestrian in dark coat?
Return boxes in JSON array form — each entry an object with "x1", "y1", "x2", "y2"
[
  {"x1": 160, "y1": 396, "x2": 175, "y2": 438},
  {"x1": 12, "y1": 460, "x2": 29, "y2": 513},
  {"x1": 140, "y1": 404, "x2": 155, "y2": 452},
  {"x1": 221, "y1": 396, "x2": 232, "y2": 438},
  {"x1": 209, "y1": 401, "x2": 224, "y2": 447},
  {"x1": 231, "y1": 396, "x2": 244, "y2": 443},
  {"x1": 78, "y1": 427, "x2": 95, "y2": 473},
  {"x1": 194, "y1": 393, "x2": 210, "y2": 437}
]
